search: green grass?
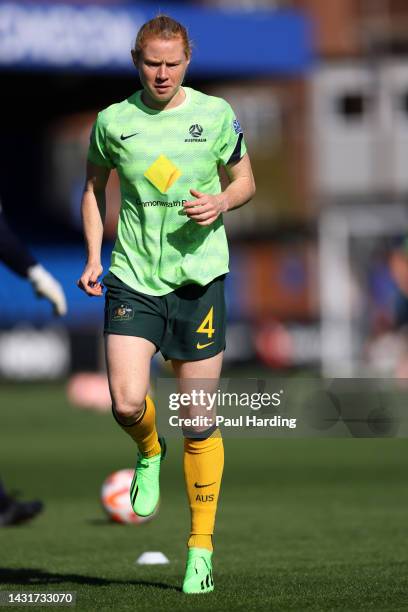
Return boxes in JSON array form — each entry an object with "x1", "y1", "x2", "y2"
[{"x1": 1, "y1": 382, "x2": 408, "y2": 611}]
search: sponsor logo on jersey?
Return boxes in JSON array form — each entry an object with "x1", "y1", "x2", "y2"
[
  {"x1": 120, "y1": 132, "x2": 139, "y2": 140},
  {"x1": 135, "y1": 199, "x2": 186, "y2": 208},
  {"x1": 112, "y1": 303, "x2": 134, "y2": 321},
  {"x1": 233, "y1": 118, "x2": 243, "y2": 134},
  {"x1": 185, "y1": 124, "x2": 207, "y2": 142},
  {"x1": 144, "y1": 154, "x2": 182, "y2": 194}
]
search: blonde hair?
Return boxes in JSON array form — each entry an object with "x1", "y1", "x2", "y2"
[{"x1": 134, "y1": 14, "x2": 192, "y2": 59}]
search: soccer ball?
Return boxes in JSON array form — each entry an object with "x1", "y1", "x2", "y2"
[{"x1": 101, "y1": 469, "x2": 157, "y2": 525}]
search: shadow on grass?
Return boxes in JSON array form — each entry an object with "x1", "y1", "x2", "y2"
[{"x1": 0, "y1": 568, "x2": 180, "y2": 592}]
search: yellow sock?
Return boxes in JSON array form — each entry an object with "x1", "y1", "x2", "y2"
[
  {"x1": 114, "y1": 395, "x2": 161, "y2": 458},
  {"x1": 183, "y1": 429, "x2": 224, "y2": 552}
]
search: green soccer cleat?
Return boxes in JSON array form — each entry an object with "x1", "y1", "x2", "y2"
[
  {"x1": 182, "y1": 548, "x2": 214, "y2": 594},
  {"x1": 130, "y1": 436, "x2": 166, "y2": 517}
]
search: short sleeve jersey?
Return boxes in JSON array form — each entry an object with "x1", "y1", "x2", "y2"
[{"x1": 88, "y1": 86, "x2": 247, "y2": 295}]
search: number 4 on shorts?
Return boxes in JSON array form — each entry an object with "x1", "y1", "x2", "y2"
[{"x1": 196, "y1": 306, "x2": 215, "y2": 339}]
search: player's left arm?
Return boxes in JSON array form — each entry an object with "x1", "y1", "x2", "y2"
[{"x1": 183, "y1": 153, "x2": 256, "y2": 226}]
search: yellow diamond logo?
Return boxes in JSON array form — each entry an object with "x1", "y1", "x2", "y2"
[{"x1": 144, "y1": 154, "x2": 182, "y2": 194}]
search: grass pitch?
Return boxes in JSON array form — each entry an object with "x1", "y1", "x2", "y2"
[{"x1": 1, "y1": 382, "x2": 408, "y2": 611}]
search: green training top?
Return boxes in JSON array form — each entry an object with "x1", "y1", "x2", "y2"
[{"x1": 87, "y1": 86, "x2": 247, "y2": 295}]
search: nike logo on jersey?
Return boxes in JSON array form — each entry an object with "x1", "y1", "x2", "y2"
[
  {"x1": 196, "y1": 341, "x2": 214, "y2": 350},
  {"x1": 194, "y1": 482, "x2": 216, "y2": 488},
  {"x1": 120, "y1": 132, "x2": 139, "y2": 140}
]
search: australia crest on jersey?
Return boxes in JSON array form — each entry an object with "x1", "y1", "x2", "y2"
[{"x1": 185, "y1": 124, "x2": 207, "y2": 142}]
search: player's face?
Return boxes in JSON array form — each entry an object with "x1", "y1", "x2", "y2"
[{"x1": 133, "y1": 36, "x2": 190, "y2": 109}]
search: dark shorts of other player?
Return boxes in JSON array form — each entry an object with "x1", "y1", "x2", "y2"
[{"x1": 103, "y1": 271, "x2": 227, "y2": 361}]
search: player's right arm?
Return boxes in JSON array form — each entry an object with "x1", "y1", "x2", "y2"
[{"x1": 77, "y1": 161, "x2": 110, "y2": 296}]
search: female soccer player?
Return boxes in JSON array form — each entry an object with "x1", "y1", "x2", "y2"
[{"x1": 78, "y1": 14, "x2": 255, "y2": 594}]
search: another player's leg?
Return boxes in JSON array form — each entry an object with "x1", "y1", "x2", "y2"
[
  {"x1": 172, "y1": 352, "x2": 224, "y2": 594},
  {"x1": 106, "y1": 335, "x2": 165, "y2": 516},
  {"x1": 0, "y1": 480, "x2": 43, "y2": 527}
]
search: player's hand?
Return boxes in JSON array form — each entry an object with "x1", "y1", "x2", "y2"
[
  {"x1": 28, "y1": 264, "x2": 68, "y2": 316},
  {"x1": 77, "y1": 262, "x2": 104, "y2": 297},
  {"x1": 183, "y1": 189, "x2": 228, "y2": 226}
]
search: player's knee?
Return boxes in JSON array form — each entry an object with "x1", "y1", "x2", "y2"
[{"x1": 112, "y1": 394, "x2": 146, "y2": 422}]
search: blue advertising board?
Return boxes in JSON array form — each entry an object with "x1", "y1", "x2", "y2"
[{"x1": 0, "y1": 2, "x2": 313, "y2": 75}]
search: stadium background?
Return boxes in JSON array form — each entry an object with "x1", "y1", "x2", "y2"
[{"x1": 1, "y1": 1, "x2": 408, "y2": 610}]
